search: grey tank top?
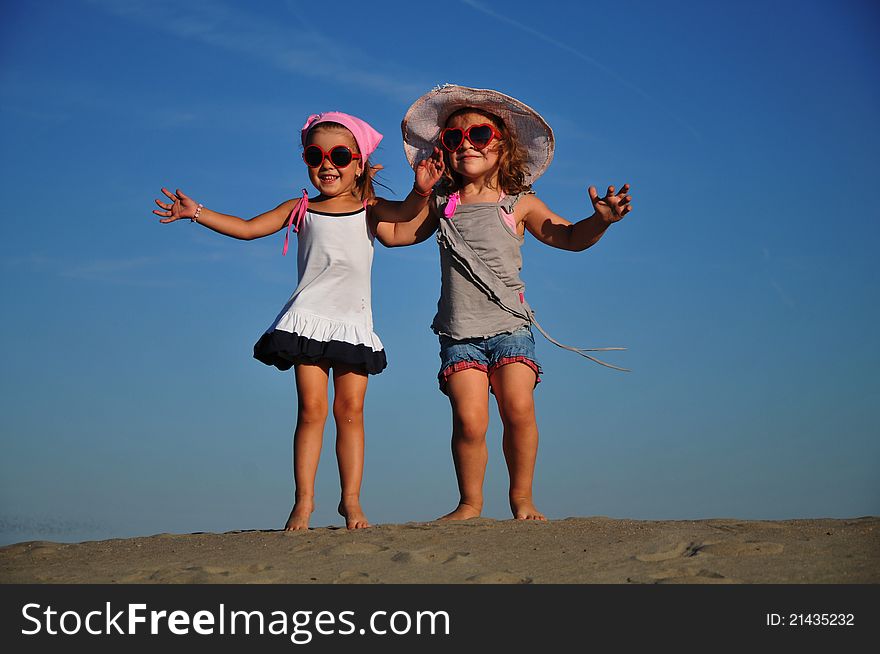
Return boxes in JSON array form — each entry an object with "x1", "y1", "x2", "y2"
[
  {"x1": 431, "y1": 191, "x2": 630, "y2": 371},
  {"x1": 431, "y1": 192, "x2": 531, "y2": 339}
]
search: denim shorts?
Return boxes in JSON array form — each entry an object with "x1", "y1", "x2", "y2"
[{"x1": 438, "y1": 327, "x2": 542, "y2": 395}]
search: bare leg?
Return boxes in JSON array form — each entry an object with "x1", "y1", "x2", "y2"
[
  {"x1": 438, "y1": 368, "x2": 490, "y2": 520},
  {"x1": 332, "y1": 364, "x2": 370, "y2": 529},
  {"x1": 285, "y1": 361, "x2": 330, "y2": 531},
  {"x1": 490, "y1": 363, "x2": 546, "y2": 520}
]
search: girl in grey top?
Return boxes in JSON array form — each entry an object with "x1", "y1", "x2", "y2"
[{"x1": 387, "y1": 84, "x2": 634, "y2": 522}]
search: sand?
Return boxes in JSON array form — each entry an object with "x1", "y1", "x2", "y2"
[{"x1": 1, "y1": 517, "x2": 877, "y2": 584}]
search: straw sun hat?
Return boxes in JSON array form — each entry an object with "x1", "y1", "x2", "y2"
[{"x1": 401, "y1": 84, "x2": 555, "y2": 184}]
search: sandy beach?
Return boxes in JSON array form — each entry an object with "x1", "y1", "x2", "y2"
[{"x1": 1, "y1": 516, "x2": 877, "y2": 584}]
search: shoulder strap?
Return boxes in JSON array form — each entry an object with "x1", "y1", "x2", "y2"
[
  {"x1": 282, "y1": 189, "x2": 309, "y2": 256},
  {"x1": 438, "y1": 217, "x2": 628, "y2": 371},
  {"x1": 500, "y1": 190, "x2": 534, "y2": 213}
]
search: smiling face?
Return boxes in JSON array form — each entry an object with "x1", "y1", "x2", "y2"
[
  {"x1": 444, "y1": 111, "x2": 503, "y2": 183},
  {"x1": 303, "y1": 125, "x2": 363, "y2": 199}
]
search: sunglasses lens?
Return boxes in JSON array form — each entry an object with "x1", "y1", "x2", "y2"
[
  {"x1": 329, "y1": 146, "x2": 354, "y2": 168},
  {"x1": 469, "y1": 125, "x2": 494, "y2": 148},
  {"x1": 303, "y1": 145, "x2": 324, "y2": 168},
  {"x1": 441, "y1": 129, "x2": 464, "y2": 151}
]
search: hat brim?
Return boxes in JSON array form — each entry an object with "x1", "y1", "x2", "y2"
[{"x1": 401, "y1": 84, "x2": 555, "y2": 185}]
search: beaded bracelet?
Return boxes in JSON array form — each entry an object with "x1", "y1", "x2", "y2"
[
  {"x1": 412, "y1": 185, "x2": 432, "y2": 198},
  {"x1": 192, "y1": 203, "x2": 204, "y2": 223}
]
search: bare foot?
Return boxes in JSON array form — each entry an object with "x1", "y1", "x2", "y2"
[
  {"x1": 437, "y1": 502, "x2": 482, "y2": 521},
  {"x1": 510, "y1": 497, "x2": 546, "y2": 521},
  {"x1": 338, "y1": 498, "x2": 370, "y2": 530},
  {"x1": 284, "y1": 497, "x2": 314, "y2": 531}
]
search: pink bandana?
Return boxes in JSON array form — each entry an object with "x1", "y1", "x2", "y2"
[{"x1": 301, "y1": 111, "x2": 383, "y2": 159}]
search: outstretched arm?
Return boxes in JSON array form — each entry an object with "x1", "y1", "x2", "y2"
[
  {"x1": 522, "y1": 183, "x2": 632, "y2": 251},
  {"x1": 370, "y1": 147, "x2": 444, "y2": 224},
  {"x1": 152, "y1": 187, "x2": 298, "y2": 240},
  {"x1": 372, "y1": 204, "x2": 440, "y2": 248}
]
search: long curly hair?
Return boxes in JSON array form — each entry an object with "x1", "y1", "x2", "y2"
[
  {"x1": 304, "y1": 122, "x2": 376, "y2": 202},
  {"x1": 437, "y1": 109, "x2": 532, "y2": 196}
]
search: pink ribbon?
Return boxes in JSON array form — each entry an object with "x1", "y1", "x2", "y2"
[
  {"x1": 282, "y1": 189, "x2": 309, "y2": 256},
  {"x1": 443, "y1": 191, "x2": 459, "y2": 219}
]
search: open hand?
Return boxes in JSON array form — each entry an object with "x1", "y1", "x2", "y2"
[
  {"x1": 588, "y1": 183, "x2": 632, "y2": 224},
  {"x1": 414, "y1": 147, "x2": 445, "y2": 195},
  {"x1": 153, "y1": 187, "x2": 198, "y2": 223}
]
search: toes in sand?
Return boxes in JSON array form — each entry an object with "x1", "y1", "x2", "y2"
[
  {"x1": 338, "y1": 498, "x2": 371, "y2": 530},
  {"x1": 284, "y1": 498, "x2": 314, "y2": 531},
  {"x1": 510, "y1": 498, "x2": 546, "y2": 521},
  {"x1": 437, "y1": 503, "x2": 482, "y2": 521}
]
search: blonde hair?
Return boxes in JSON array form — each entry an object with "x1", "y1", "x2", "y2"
[
  {"x1": 305, "y1": 122, "x2": 376, "y2": 202},
  {"x1": 438, "y1": 109, "x2": 532, "y2": 196}
]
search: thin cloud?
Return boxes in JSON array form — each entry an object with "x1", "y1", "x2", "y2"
[
  {"x1": 770, "y1": 280, "x2": 796, "y2": 308},
  {"x1": 154, "y1": 110, "x2": 199, "y2": 128},
  {"x1": 62, "y1": 256, "x2": 156, "y2": 280},
  {"x1": 461, "y1": 0, "x2": 701, "y2": 139},
  {"x1": 2, "y1": 254, "x2": 54, "y2": 270},
  {"x1": 4, "y1": 252, "x2": 231, "y2": 286},
  {"x1": 88, "y1": 0, "x2": 423, "y2": 102},
  {"x1": 761, "y1": 247, "x2": 795, "y2": 308}
]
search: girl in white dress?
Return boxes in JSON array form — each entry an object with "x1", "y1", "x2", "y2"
[{"x1": 153, "y1": 112, "x2": 443, "y2": 530}]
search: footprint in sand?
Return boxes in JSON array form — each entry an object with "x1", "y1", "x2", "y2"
[
  {"x1": 334, "y1": 570, "x2": 380, "y2": 584},
  {"x1": 146, "y1": 565, "x2": 233, "y2": 583},
  {"x1": 442, "y1": 552, "x2": 471, "y2": 564},
  {"x1": 698, "y1": 541, "x2": 784, "y2": 556},
  {"x1": 635, "y1": 539, "x2": 783, "y2": 563},
  {"x1": 246, "y1": 563, "x2": 273, "y2": 573},
  {"x1": 140, "y1": 563, "x2": 280, "y2": 583},
  {"x1": 626, "y1": 568, "x2": 739, "y2": 584},
  {"x1": 323, "y1": 542, "x2": 388, "y2": 556},
  {"x1": 635, "y1": 541, "x2": 704, "y2": 562},
  {"x1": 654, "y1": 569, "x2": 740, "y2": 584},
  {"x1": 466, "y1": 571, "x2": 531, "y2": 584},
  {"x1": 391, "y1": 549, "x2": 469, "y2": 565}
]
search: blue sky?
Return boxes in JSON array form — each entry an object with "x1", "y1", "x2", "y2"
[{"x1": 1, "y1": 0, "x2": 877, "y2": 545}]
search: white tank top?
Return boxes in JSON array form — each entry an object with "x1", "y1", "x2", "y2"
[{"x1": 266, "y1": 206, "x2": 383, "y2": 351}]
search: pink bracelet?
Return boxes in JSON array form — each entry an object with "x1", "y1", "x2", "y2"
[
  {"x1": 412, "y1": 185, "x2": 432, "y2": 198},
  {"x1": 192, "y1": 203, "x2": 203, "y2": 223}
]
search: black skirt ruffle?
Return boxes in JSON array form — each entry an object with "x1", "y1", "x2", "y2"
[{"x1": 253, "y1": 330, "x2": 387, "y2": 375}]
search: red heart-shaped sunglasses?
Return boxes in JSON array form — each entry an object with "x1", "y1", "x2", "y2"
[{"x1": 440, "y1": 124, "x2": 503, "y2": 152}]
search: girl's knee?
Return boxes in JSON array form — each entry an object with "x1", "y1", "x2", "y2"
[
  {"x1": 298, "y1": 396, "x2": 329, "y2": 424},
  {"x1": 499, "y1": 395, "x2": 536, "y2": 428},
  {"x1": 333, "y1": 395, "x2": 365, "y2": 422},
  {"x1": 452, "y1": 408, "x2": 489, "y2": 442}
]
